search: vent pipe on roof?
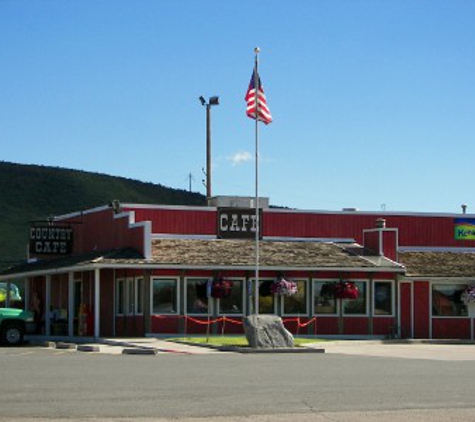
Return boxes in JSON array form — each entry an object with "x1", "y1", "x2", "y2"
[{"x1": 462, "y1": 204, "x2": 468, "y2": 214}]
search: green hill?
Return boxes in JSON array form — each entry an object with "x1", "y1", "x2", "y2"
[{"x1": 0, "y1": 161, "x2": 206, "y2": 268}]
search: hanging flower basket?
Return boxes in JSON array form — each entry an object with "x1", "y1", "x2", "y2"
[
  {"x1": 211, "y1": 278, "x2": 234, "y2": 299},
  {"x1": 333, "y1": 280, "x2": 359, "y2": 300},
  {"x1": 461, "y1": 285, "x2": 475, "y2": 306},
  {"x1": 270, "y1": 277, "x2": 298, "y2": 296}
]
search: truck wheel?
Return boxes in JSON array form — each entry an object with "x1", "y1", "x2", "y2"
[{"x1": 0, "y1": 323, "x2": 25, "y2": 346}]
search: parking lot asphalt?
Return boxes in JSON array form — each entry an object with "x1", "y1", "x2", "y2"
[{"x1": 23, "y1": 336, "x2": 475, "y2": 359}]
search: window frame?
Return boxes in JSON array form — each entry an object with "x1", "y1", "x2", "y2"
[
  {"x1": 342, "y1": 279, "x2": 369, "y2": 317},
  {"x1": 151, "y1": 276, "x2": 180, "y2": 315},
  {"x1": 431, "y1": 282, "x2": 468, "y2": 318},
  {"x1": 372, "y1": 280, "x2": 395, "y2": 317},
  {"x1": 281, "y1": 278, "x2": 309, "y2": 316},
  {"x1": 312, "y1": 279, "x2": 339, "y2": 316},
  {"x1": 185, "y1": 277, "x2": 213, "y2": 316},
  {"x1": 216, "y1": 277, "x2": 246, "y2": 316}
]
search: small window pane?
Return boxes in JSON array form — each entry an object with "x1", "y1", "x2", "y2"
[
  {"x1": 374, "y1": 282, "x2": 393, "y2": 315},
  {"x1": 136, "y1": 278, "x2": 143, "y2": 314},
  {"x1": 153, "y1": 279, "x2": 178, "y2": 314},
  {"x1": 432, "y1": 284, "x2": 467, "y2": 317},
  {"x1": 283, "y1": 280, "x2": 307, "y2": 315},
  {"x1": 116, "y1": 280, "x2": 125, "y2": 315},
  {"x1": 343, "y1": 281, "x2": 367, "y2": 315},
  {"x1": 314, "y1": 281, "x2": 337, "y2": 314},
  {"x1": 258, "y1": 280, "x2": 275, "y2": 314},
  {"x1": 219, "y1": 280, "x2": 244, "y2": 314},
  {"x1": 127, "y1": 279, "x2": 134, "y2": 314},
  {"x1": 186, "y1": 279, "x2": 209, "y2": 314}
]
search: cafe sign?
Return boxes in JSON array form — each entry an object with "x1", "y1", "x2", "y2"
[
  {"x1": 218, "y1": 208, "x2": 263, "y2": 239},
  {"x1": 29, "y1": 225, "x2": 73, "y2": 255},
  {"x1": 454, "y1": 218, "x2": 475, "y2": 241}
]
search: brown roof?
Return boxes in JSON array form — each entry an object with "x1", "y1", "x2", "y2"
[
  {"x1": 399, "y1": 251, "x2": 475, "y2": 277},
  {"x1": 148, "y1": 238, "x2": 403, "y2": 271}
]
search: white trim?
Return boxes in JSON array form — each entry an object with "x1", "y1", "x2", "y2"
[
  {"x1": 267, "y1": 207, "x2": 475, "y2": 218},
  {"x1": 399, "y1": 246, "x2": 475, "y2": 253},
  {"x1": 265, "y1": 236, "x2": 356, "y2": 243},
  {"x1": 94, "y1": 268, "x2": 100, "y2": 339},
  {"x1": 55, "y1": 205, "x2": 110, "y2": 221},
  {"x1": 152, "y1": 233, "x2": 217, "y2": 240},
  {"x1": 123, "y1": 203, "x2": 217, "y2": 212},
  {"x1": 151, "y1": 276, "x2": 180, "y2": 315}
]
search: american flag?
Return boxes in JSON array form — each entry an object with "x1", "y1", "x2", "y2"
[{"x1": 245, "y1": 69, "x2": 272, "y2": 125}]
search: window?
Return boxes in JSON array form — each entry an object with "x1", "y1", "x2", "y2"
[
  {"x1": 116, "y1": 279, "x2": 125, "y2": 315},
  {"x1": 313, "y1": 280, "x2": 337, "y2": 314},
  {"x1": 152, "y1": 278, "x2": 179, "y2": 314},
  {"x1": 218, "y1": 279, "x2": 244, "y2": 315},
  {"x1": 186, "y1": 278, "x2": 210, "y2": 315},
  {"x1": 343, "y1": 281, "x2": 367, "y2": 315},
  {"x1": 116, "y1": 277, "x2": 144, "y2": 316},
  {"x1": 432, "y1": 284, "x2": 467, "y2": 317},
  {"x1": 373, "y1": 281, "x2": 394, "y2": 316},
  {"x1": 283, "y1": 279, "x2": 308, "y2": 315}
]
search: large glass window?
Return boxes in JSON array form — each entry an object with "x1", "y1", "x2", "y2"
[
  {"x1": 313, "y1": 280, "x2": 337, "y2": 314},
  {"x1": 218, "y1": 279, "x2": 244, "y2": 315},
  {"x1": 152, "y1": 278, "x2": 179, "y2": 314},
  {"x1": 283, "y1": 279, "x2": 308, "y2": 315},
  {"x1": 343, "y1": 281, "x2": 367, "y2": 315},
  {"x1": 186, "y1": 278, "x2": 210, "y2": 314},
  {"x1": 258, "y1": 279, "x2": 276, "y2": 314},
  {"x1": 373, "y1": 281, "x2": 394, "y2": 316},
  {"x1": 432, "y1": 284, "x2": 467, "y2": 317}
]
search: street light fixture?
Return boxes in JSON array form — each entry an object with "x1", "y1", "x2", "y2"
[{"x1": 199, "y1": 95, "x2": 219, "y2": 201}]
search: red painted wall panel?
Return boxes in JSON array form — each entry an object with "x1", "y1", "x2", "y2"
[
  {"x1": 343, "y1": 317, "x2": 368, "y2": 335},
  {"x1": 61, "y1": 208, "x2": 145, "y2": 256},
  {"x1": 432, "y1": 318, "x2": 471, "y2": 339},
  {"x1": 413, "y1": 281, "x2": 430, "y2": 338},
  {"x1": 372, "y1": 317, "x2": 396, "y2": 336},
  {"x1": 125, "y1": 206, "x2": 475, "y2": 248},
  {"x1": 400, "y1": 283, "x2": 412, "y2": 339}
]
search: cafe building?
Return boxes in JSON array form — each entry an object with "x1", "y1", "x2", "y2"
[{"x1": 2, "y1": 196, "x2": 475, "y2": 340}]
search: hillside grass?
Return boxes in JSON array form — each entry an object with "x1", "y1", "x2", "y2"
[{"x1": 0, "y1": 161, "x2": 205, "y2": 268}]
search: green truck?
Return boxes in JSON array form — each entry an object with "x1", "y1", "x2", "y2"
[{"x1": 0, "y1": 308, "x2": 36, "y2": 346}]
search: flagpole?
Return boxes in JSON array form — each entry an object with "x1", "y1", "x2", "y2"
[{"x1": 254, "y1": 47, "x2": 260, "y2": 316}]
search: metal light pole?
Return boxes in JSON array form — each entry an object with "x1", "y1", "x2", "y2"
[{"x1": 199, "y1": 96, "x2": 219, "y2": 201}]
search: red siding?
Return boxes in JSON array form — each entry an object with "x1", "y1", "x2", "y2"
[
  {"x1": 413, "y1": 281, "x2": 430, "y2": 338},
  {"x1": 432, "y1": 318, "x2": 471, "y2": 339},
  {"x1": 343, "y1": 317, "x2": 368, "y2": 335},
  {"x1": 125, "y1": 206, "x2": 475, "y2": 248},
  {"x1": 400, "y1": 283, "x2": 412, "y2": 339},
  {"x1": 61, "y1": 208, "x2": 145, "y2": 256},
  {"x1": 126, "y1": 208, "x2": 216, "y2": 235},
  {"x1": 372, "y1": 317, "x2": 396, "y2": 336}
]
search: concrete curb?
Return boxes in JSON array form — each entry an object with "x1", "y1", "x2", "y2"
[
  {"x1": 55, "y1": 342, "x2": 77, "y2": 350},
  {"x1": 221, "y1": 346, "x2": 325, "y2": 354},
  {"x1": 122, "y1": 348, "x2": 158, "y2": 355},
  {"x1": 77, "y1": 345, "x2": 100, "y2": 352}
]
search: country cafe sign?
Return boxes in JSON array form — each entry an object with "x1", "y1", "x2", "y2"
[
  {"x1": 29, "y1": 224, "x2": 73, "y2": 255},
  {"x1": 454, "y1": 218, "x2": 475, "y2": 240},
  {"x1": 218, "y1": 208, "x2": 263, "y2": 239}
]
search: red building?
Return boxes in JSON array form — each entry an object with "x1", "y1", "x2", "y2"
[{"x1": 2, "y1": 197, "x2": 475, "y2": 340}]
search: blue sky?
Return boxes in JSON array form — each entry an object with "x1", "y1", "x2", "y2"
[{"x1": 1, "y1": 1, "x2": 474, "y2": 213}]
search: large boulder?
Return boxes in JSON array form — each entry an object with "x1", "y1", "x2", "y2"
[{"x1": 243, "y1": 315, "x2": 294, "y2": 349}]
